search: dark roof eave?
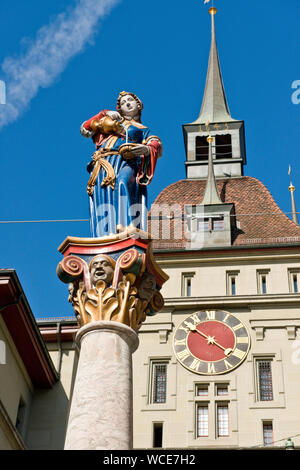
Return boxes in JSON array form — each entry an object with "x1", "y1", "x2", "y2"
[{"x1": 0, "y1": 269, "x2": 59, "y2": 387}]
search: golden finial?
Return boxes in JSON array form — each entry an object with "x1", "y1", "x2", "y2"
[
  {"x1": 289, "y1": 183, "x2": 295, "y2": 192},
  {"x1": 209, "y1": 7, "x2": 217, "y2": 15},
  {"x1": 207, "y1": 135, "x2": 213, "y2": 143}
]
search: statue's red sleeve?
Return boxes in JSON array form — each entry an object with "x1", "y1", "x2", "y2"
[{"x1": 137, "y1": 139, "x2": 162, "y2": 186}]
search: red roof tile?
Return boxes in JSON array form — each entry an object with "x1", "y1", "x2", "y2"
[{"x1": 149, "y1": 177, "x2": 300, "y2": 250}]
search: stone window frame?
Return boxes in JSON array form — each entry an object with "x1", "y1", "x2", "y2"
[
  {"x1": 253, "y1": 355, "x2": 275, "y2": 403},
  {"x1": 149, "y1": 361, "x2": 168, "y2": 404},
  {"x1": 193, "y1": 380, "x2": 233, "y2": 441},
  {"x1": 287, "y1": 268, "x2": 300, "y2": 293},
  {"x1": 226, "y1": 270, "x2": 240, "y2": 296},
  {"x1": 262, "y1": 420, "x2": 274, "y2": 447},
  {"x1": 181, "y1": 272, "x2": 195, "y2": 297},
  {"x1": 249, "y1": 352, "x2": 285, "y2": 409},
  {"x1": 147, "y1": 358, "x2": 172, "y2": 406},
  {"x1": 216, "y1": 402, "x2": 230, "y2": 437},
  {"x1": 256, "y1": 269, "x2": 270, "y2": 295}
]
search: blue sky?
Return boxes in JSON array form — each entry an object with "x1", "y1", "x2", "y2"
[{"x1": 0, "y1": 0, "x2": 299, "y2": 319}]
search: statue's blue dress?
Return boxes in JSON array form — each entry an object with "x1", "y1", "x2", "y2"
[{"x1": 89, "y1": 122, "x2": 152, "y2": 237}]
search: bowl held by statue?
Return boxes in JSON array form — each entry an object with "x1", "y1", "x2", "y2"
[{"x1": 119, "y1": 143, "x2": 139, "y2": 160}]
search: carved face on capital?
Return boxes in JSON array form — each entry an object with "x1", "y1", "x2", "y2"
[
  {"x1": 138, "y1": 272, "x2": 156, "y2": 302},
  {"x1": 89, "y1": 255, "x2": 115, "y2": 286}
]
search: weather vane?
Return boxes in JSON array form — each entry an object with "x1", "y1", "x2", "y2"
[{"x1": 204, "y1": 0, "x2": 218, "y2": 14}]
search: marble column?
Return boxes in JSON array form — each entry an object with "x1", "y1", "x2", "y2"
[{"x1": 64, "y1": 321, "x2": 139, "y2": 450}]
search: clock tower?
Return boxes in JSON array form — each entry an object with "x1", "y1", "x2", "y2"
[{"x1": 183, "y1": 7, "x2": 246, "y2": 179}]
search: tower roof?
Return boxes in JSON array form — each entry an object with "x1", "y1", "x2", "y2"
[
  {"x1": 149, "y1": 177, "x2": 300, "y2": 251},
  {"x1": 191, "y1": 8, "x2": 235, "y2": 125},
  {"x1": 201, "y1": 135, "x2": 223, "y2": 204}
]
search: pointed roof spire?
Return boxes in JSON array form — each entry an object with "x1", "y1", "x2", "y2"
[
  {"x1": 289, "y1": 165, "x2": 298, "y2": 224},
  {"x1": 192, "y1": 7, "x2": 235, "y2": 125},
  {"x1": 201, "y1": 136, "x2": 223, "y2": 205}
]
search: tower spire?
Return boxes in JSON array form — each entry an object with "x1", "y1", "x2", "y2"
[
  {"x1": 289, "y1": 166, "x2": 298, "y2": 224},
  {"x1": 192, "y1": 7, "x2": 235, "y2": 125},
  {"x1": 201, "y1": 135, "x2": 222, "y2": 205}
]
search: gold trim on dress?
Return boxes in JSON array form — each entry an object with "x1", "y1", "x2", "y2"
[{"x1": 87, "y1": 149, "x2": 119, "y2": 196}]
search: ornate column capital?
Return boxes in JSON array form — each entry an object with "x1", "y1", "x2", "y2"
[{"x1": 57, "y1": 230, "x2": 168, "y2": 331}]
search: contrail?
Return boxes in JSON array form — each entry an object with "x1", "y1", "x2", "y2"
[{"x1": 0, "y1": 0, "x2": 120, "y2": 129}]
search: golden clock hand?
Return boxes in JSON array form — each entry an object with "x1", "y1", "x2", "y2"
[{"x1": 188, "y1": 324, "x2": 233, "y2": 356}]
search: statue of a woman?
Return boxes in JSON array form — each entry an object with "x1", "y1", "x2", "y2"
[{"x1": 80, "y1": 91, "x2": 162, "y2": 237}]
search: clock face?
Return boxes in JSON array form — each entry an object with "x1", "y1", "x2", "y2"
[{"x1": 173, "y1": 310, "x2": 250, "y2": 375}]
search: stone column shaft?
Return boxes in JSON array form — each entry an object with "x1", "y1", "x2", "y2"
[{"x1": 64, "y1": 321, "x2": 139, "y2": 450}]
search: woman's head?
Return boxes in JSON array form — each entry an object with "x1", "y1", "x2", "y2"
[{"x1": 117, "y1": 91, "x2": 143, "y2": 121}]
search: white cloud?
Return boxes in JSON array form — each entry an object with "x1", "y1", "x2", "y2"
[{"x1": 0, "y1": 0, "x2": 120, "y2": 128}]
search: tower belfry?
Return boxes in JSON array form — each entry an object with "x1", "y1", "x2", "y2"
[{"x1": 183, "y1": 7, "x2": 246, "y2": 179}]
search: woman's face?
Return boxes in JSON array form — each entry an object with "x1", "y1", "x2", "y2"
[{"x1": 119, "y1": 94, "x2": 139, "y2": 118}]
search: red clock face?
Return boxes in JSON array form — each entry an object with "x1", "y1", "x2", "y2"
[
  {"x1": 173, "y1": 310, "x2": 250, "y2": 375},
  {"x1": 187, "y1": 321, "x2": 236, "y2": 362}
]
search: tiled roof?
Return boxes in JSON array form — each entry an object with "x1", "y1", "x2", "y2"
[{"x1": 149, "y1": 176, "x2": 300, "y2": 251}]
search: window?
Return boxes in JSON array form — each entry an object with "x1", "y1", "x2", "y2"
[
  {"x1": 215, "y1": 134, "x2": 232, "y2": 159},
  {"x1": 226, "y1": 271, "x2": 239, "y2": 296},
  {"x1": 217, "y1": 404, "x2": 229, "y2": 437},
  {"x1": 195, "y1": 136, "x2": 209, "y2": 161},
  {"x1": 288, "y1": 269, "x2": 300, "y2": 293},
  {"x1": 231, "y1": 277, "x2": 236, "y2": 295},
  {"x1": 261, "y1": 276, "x2": 267, "y2": 294},
  {"x1": 293, "y1": 274, "x2": 298, "y2": 293},
  {"x1": 216, "y1": 384, "x2": 228, "y2": 396},
  {"x1": 181, "y1": 273, "x2": 195, "y2": 297},
  {"x1": 196, "y1": 384, "x2": 209, "y2": 396},
  {"x1": 197, "y1": 216, "x2": 224, "y2": 232},
  {"x1": 195, "y1": 382, "x2": 231, "y2": 439},
  {"x1": 151, "y1": 362, "x2": 167, "y2": 404},
  {"x1": 212, "y1": 217, "x2": 224, "y2": 231},
  {"x1": 197, "y1": 218, "x2": 210, "y2": 232},
  {"x1": 257, "y1": 360, "x2": 273, "y2": 401},
  {"x1": 263, "y1": 421, "x2": 273, "y2": 447},
  {"x1": 197, "y1": 405, "x2": 209, "y2": 437},
  {"x1": 153, "y1": 423, "x2": 163, "y2": 448},
  {"x1": 257, "y1": 269, "x2": 270, "y2": 295},
  {"x1": 16, "y1": 397, "x2": 26, "y2": 436}
]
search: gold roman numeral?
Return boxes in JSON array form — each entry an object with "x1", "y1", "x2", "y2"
[
  {"x1": 179, "y1": 323, "x2": 191, "y2": 333},
  {"x1": 206, "y1": 310, "x2": 216, "y2": 320},
  {"x1": 232, "y1": 348, "x2": 245, "y2": 359},
  {"x1": 236, "y1": 336, "x2": 249, "y2": 344},
  {"x1": 177, "y1": 348, "x2": 190, "y2": 361},
  {"x1": 174, "y1": 338, "x2": 187, "y2": 346},
  {"x1": 207, "y1": 362, "x2": 216, "y2": 374},
  {"x1": 223, "y1": 313, "x2": 230, "y2": 323},
  {"x1": 224, "y1": 359, "x2": 231, "y2": 370},
  {"x1": 189, "y1": 313, "x2": 201, "y2": 325},
  {"x1": 189, "y1": 359, "x2": 201, "y2": 372},
  {"x1": 232, "y1": 323, "x2": 243, "y2": 331}
]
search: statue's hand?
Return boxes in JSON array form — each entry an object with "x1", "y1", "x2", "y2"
[{"x1": 106, "y1": 110, "x2": 122, "y2": 121}]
